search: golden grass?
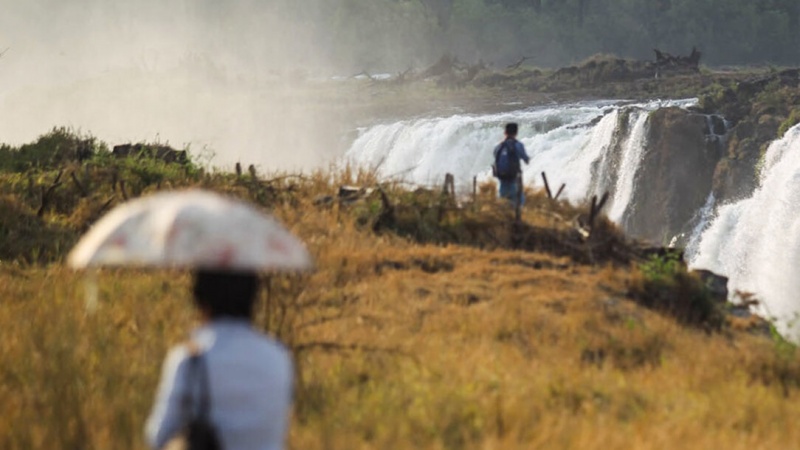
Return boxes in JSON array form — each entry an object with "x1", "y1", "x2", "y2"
[{"x1": 0, "y1": 161, "x2": 799, "y2": 449}]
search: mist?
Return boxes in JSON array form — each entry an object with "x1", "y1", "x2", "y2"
[{"x1": 0, "y1": 0, "x2": 382, "y2": 171}]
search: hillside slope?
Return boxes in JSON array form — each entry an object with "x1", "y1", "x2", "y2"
[{"x1": 0, "y1": 132, "x2": 797, "y2": 449}]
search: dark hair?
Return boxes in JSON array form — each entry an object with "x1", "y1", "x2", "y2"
[
  {"x1": 505, "y1": 122, "x2": 519, "y2": 136},
  {"x1": 192, "y1": 270, "x2": 259, "y2": 320}
]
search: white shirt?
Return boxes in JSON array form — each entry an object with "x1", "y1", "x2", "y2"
[{"x1": 145, "y1": 319, "x2": 293, "y2": 450}]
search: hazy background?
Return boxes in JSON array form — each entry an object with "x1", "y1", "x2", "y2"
[{"x1": 0, "y1": 0, "x2": 797, "y2": 170}]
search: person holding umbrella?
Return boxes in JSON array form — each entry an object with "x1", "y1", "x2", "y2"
[
  {"x1": 68, "y1": 190, "x2": 314, "y2": 450},
  {"x1": 144, "y1": 269, "x2": 293, "y2": 450}
]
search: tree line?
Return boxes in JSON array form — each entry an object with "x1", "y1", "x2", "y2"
[{"x1": 276, "y1": 0, "x2": 800, "y2": 72}]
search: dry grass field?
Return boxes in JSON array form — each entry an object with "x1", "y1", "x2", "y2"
[{"x1": 1, "y1": 131, "x2": 800, "y2": 449}]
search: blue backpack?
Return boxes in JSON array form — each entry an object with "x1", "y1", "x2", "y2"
[{"x1": 493, "y1": 139, "x2": 521, "y2": 181}]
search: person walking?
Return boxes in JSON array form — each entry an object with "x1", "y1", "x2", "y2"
[
  {"x1": 492, "y1": 122, "x2": 530, "y2": 206},
  {"x1": 145, "y1": 270, "x2": 293, "y2": 450}
]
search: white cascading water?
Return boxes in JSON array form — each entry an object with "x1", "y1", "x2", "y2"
[
  {"x1": 344, "y1": 99, "x2": 693, "y2": 216},
  {"x1": 690, "y1": 124, "x2": 800, "y2": 335},
  {"x1": 680, "y1": 192, "x2": 716, "y2": 256},
  {"x1": 606, "y1": 111, "x2": 650, "y2": 223}
]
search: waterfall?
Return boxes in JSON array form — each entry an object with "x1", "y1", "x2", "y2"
[
  {"x1": 591, "y1": 108, "x2": 651, "y2": 224},
  {"x1": 689, "y1": 125, "x2": 800, "y2": 336},
  {"x1": 681, "y1": 192, "x2": 716, "y2": 257},
  {"x1": 344, "y1": 99, "x2": 693, "y2": 212}
]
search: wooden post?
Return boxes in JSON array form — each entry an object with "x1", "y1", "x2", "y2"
[
  {"x1": 442, "y1": 173, "x2": 454, "y2": 198},
  {"x1": 448, "y1": 174, "x2": 455, "y2": 199},
  {"x1": 541, "y1": 172, "x2": 553, "y2": 199},
  {"x1": 439, "y1": 173, "x2": 455, "y2": 222},
  {"x1": 472, "y1": 175, "x2": 477, "y2": 209},
  {"x1": 588, "y1": 195, "x2": 598, "y2": 230},
  {"x1": 554, "y1": 183, "x2": 566, "y2": 201},
  {"x1": 587, "y1": 191, "x2": 609, "y2": 238},
  {"x1": 248, "y1": 164, "x2": 260, "y2": 197},
  {"x1": 596, "y1": 191, "x2": 610, "y2": 213}
]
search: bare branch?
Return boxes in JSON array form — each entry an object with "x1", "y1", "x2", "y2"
[{"x1": 506, "y1": 56, "x2": 534, "y2": 70}]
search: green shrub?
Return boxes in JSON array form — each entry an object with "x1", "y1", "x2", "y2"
[
  {"x1": 0, "y1": 128, "x2": 106, "y2": 173},
  {"x1": 697, "y1": 83, "x2": 734, "y2": 113},
  {"x1": 630, "y1": 251, "x2": 724, "y2": 328},
  {"x1": 638, "y1": 251, "x2": 684, "y2": 285},
  {"x1": 778, "y1": 109, "x2": 800, "y2": 137}
]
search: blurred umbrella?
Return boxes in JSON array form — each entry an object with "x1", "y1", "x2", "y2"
[{"x1": 67, "y1": 189, "x2": 313, "y2": 271}]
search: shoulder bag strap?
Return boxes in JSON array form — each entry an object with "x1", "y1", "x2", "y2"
[
  {"x1": 180, "y1": 341, "x2": 213, "y2": 421},
  {"x1": 505, "y1": 138, "x2": 517, "y2": 157},
  {"x1": 195, "y1": 354, "x2": 212, "y2": 420}
]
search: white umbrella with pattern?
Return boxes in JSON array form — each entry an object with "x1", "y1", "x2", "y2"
[{"x1": 68, "y1": 189, "x2": 313, "y2": 272}]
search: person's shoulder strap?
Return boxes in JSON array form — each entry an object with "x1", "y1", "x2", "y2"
[
  {"x1": 181, "y1": 341, "x2": 213, "y2": 420},
  {"x1": 504, "y1": 138, "x2": 518, "y2": 155}
]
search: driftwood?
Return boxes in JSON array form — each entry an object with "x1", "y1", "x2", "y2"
[
  {"x1": 337, "y1": 185, "x2": 369, "y2": 205},
  {"x1": 420, "y1": 54, "x2": 461, "y2": 79},
  {"x1": 112, "y1": 143, "x2": 188, "y2": 165},
  {"x1": 506, "y1": 56, "x2": 534, "y2": 71},
  {"x1": 394, "y1": 67, "x2": 414, "y2": 85},
  {"x1": 653, "y1": 47, "x2": 701, "y2": 74}
]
